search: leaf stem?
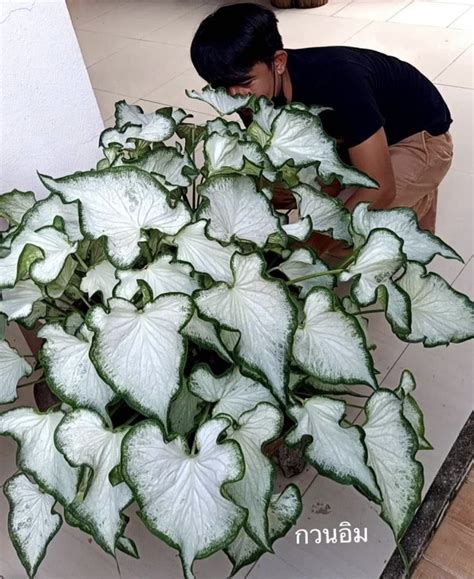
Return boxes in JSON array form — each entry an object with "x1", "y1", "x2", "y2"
[
  {"x1": 18, "y1": 374, "x2": 44, "y2": 388},
  {"x1": 44, "y1": 300, "x2": 67, "y2": 317},
  {"x1": 142, "y1": 243, "x2": 153, "y2": 263},
  {"x1": 293, "y1": 394, "x2": 306, "y2": 405},
  {"x1": 122, "y1": 412, "x2": 140, "y2": 427},
  {"x1": 191, "y1": 403, "x2": 211, "y2": 455},
  {"x1": 396, "y1": 541, "x2": 411, "y2": 576},
  {"x1": 75, "y1": 254, "x2": 88, "y2": 271},
  {"x1": 285, "y1": 268, "x2": 344, "y2": 285},
  {"x1": 337, "y1": 254, "x2": 355, "y2": 269}
]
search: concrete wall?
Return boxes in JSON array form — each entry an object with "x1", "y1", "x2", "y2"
[{"x1": 0, "y1": 0, "x2": 104, "y2": 200}]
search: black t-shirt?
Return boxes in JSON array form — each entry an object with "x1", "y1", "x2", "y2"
[{"x1": 286, "y1": 46, "x2": 452, "y2": 149}]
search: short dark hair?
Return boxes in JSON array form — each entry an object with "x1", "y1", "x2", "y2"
[{"x1": 190, "y1": 3, "x2": 283, "y2": 89}]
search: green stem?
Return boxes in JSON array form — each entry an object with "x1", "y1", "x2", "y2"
[
  {"x1": 337, "y1": 254, "x2": 355, "y2": 269},
  {"x1": 44, "y1": 300, "x2": 67, "y2": 316},
  {"x1": 78, "y1": 293, "x2": 92, "y2": 310},
  {"x1": 286, "y1": 268, "x2": 344, "y2": 285},
  {"x1": 396, "y1": 541, "x2": 411, "y2": 576},
  {"x1": 75, "y1": 254, "x2": 88, "y2": 271},
  {"x1": 122, "y1": 412, "x2": 140, "y2": 427},
  {"x1": 191, "y1": 404, "x2": 211, "y2": 455},
  {"x1": 293, "y1": 394, "x2": 306, "y2": 405},
  {"x1": 142, "y1": 243, "x2": 153, "y2": 263},
  {"x1": 341, "y1": 418, "x2": 353, "y2": 427}
]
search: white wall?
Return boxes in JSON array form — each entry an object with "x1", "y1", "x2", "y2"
[{"x1": 0, "y1": 0, "x2": 104, "y2": 200}]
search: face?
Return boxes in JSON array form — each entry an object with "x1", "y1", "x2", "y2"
[{"x1": 226, "y1": 62, "x2": 275, "y2": 99}]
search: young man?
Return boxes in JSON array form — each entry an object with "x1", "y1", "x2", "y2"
[{"x1": 190, "y1": 3, "x2": 453, "y2": 241}]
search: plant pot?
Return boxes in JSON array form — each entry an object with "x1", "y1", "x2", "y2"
[{"x1": 271, "y1": 0, "x2": 329, "y2": 8}]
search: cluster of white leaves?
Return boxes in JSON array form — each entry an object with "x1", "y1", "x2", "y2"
[{"x1": 0, "y1": 91, "x2": 472, "y2": 579}]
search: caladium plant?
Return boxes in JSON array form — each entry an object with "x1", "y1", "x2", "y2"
[{"x1": 1, "y1": 89, "x2": 473, "y2": 579}]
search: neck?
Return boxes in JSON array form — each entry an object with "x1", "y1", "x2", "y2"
[{"x1": 282, "y1": 69, "x2": 292, "y2": 103}]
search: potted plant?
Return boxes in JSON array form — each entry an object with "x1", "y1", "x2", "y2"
[{"x1": 0, "y1": 89, "x2": 472, "y2": 579}]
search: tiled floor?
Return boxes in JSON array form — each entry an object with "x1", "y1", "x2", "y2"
[
  {"x1": 1, "y1": 1, "x2": 473, "y2": 578},
  {"x1": 412, "y1": 466, "x2": 474, "y2": 578}
]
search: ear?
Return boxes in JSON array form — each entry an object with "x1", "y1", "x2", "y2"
[{"x1": 273, "y1": 50, "x2": 288, "y2": 75}]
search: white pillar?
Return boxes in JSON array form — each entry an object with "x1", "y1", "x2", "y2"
[{"x1": 0, "y1": 0, "x2": 104, "y2": 200}]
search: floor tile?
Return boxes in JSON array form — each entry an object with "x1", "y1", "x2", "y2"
[
  {"x1": 66, "y1": 0, "x2": 121, "y2": 26},
  {"x1": 87, "y1": 40, "x2": 191, "y2": 98},
  {"x1": 302, "y1": 0, "x2": 353, "y2": 17},
  {"x1": 430, "y1": 170, "x2": 474, "y2": 283},
  {"x1": 74, "y1": 29, "x2": 133, "y2": 67},
  {"x1": 449, "y1": 4, "x2": 474, "y2": 27},
  {"x1": 389, "y1": 0, "x2": 471, "y2": 27},
  {"x1": 78, "y1": 1, "x2": 202, "y2": 39},
  {"x1": 335, "y1": 0, "x2": 412, "y2": 22},
  {"x1": 412, "y1": 557, "x2": 458, "y2": 578},
  {"x1": 423, "y1": 517, "x2": 474, "y2": 577},
  {"x1": 446, "y1": 478, "x2": 474, "y2": 532},
  {"x1": 436, "y1": 84, "x2": 474, "y2": 173},
  {"x1": 247, "y1": 475, "x2": 394, "y2": 579},
  {"x1": 142, "y1": 5, "x2": 217, "y2": 47},
  {"x1": 435, "y1": 45, "x2": 474, "y2": 90},
  {"x1": 345, "y1": 21, "x2": 472, "y2": 80},
  {"x1": 277, "y1": 11, "x2": 371, "y2": 48}
]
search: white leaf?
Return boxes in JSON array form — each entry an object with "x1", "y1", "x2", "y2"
[
  {"x1": 39, "y1": 167, "x2": 191, "y2": 268},
  {"x1": 170, "y1": 220, "x2": 238, "y2": 283},
  {"x1": 115, "y1": 100, "x2": 175, "y2": 142},
  {"x1": 0, "y1": 279, "x2": 43, "y2": 320},
  {"x1": 266, "y1": 109, "x2": 378, "y2": 188},
  {"x1": 253, "y1": 97, "x2": 281, "y2": 135},
  {"x1": 119, "y1": 146, "x2": 196, "y2": 187},
  {"x1": 186, "y1": 86, "x2": 251, "y2": 115},
  {"x1": 226, "y1": 403, "x2": 283, "y2": 550},
  {"x1": 351, "y1": 203, "x2": 461, "y2": 264},
  {"x1": 226, "y1": 484, "x2": 302, "y2": 575},
  {"x1": 198, "y1": 175, "x2": 281, "y2": 246},
  {"x1": 339, "y1": 229, "x2": 411, "y2": 334},
  {"x1": 182, "y1": 311, "x2": 233, "y2": 363},
  {"x1": 395, "y1": 370, "x2": 432, "y2": 450},
  {"x1": 204, "y1": 133, "x2": 264, "y2": 176},
  {"x1": 277, "y1": 248, "x2": 335, "y2": 298},
  {"x1": 206, "y1": 118, "x2": 244, "y2": 138},
  {"x1": 195, "y1": 252, "x2": 297, "y2": 403},
  {"x1": 4, "y1": 473, "x2": 62, "y2": 578},
  {"x1": 342, "y1": 296, "x2": 375, "y2": 351},
  {"x1": 0, "y1": 408, "x2": 80, "y2": 504},
  {"x1": 293, "y1": 183, "x2": 352, "y2": 243},
  {"x1": 38, "y1": 323, "x2": 116, "y2": 419},
  {"x1": 293, "y1": 288, "x2": 377, "y2": 388},
  {"x1": 286, "y1": 396, "x2": 381, "y2": 501},
  {"x1": 20, "y1": 194, "x2": 83, "y2": 242},
  {"x1": 122, "y1": 416, "x2": 246, "y2": 579},
  {"x1": 362, "y1": 389, "x2": 423, "y2": 539},
  {"x1": 99, "y1": 125, "x2": 142, "y2": 151},
  {"x1": 0, "y1": 190, "x2": 36, "y2": 226},
  {"x1": 87, "y1": 295, "x2": 193, "y2": 426},
  {"x1": 281, "y1": 216, "x2": 312, "y2": 241},
  {"x1": 0, "y1": 340, "x2": 32, "y2": 404},
  {"x1": 0, "y1": 226, "x2": 78, "y2": 288},
  {"x1": 188, "y1": 365, "x2": 278, "y2": 422},
  {"x1": 397, "y1": 261, "x2": 474, "y2": 345},
  {"x1": 80, "y1": 260, "x2": 118, "y2": 304},
  {"x1": 115, "y1": 254, "x2": 199, "y2": 301},
  {"x1": 56, "y1": 409, "x2": 133, "y2": 554}
]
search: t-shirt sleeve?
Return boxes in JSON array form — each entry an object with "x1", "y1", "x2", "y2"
[{"x1": 324, "y1": 63, "x2": 385, "y2": 148}]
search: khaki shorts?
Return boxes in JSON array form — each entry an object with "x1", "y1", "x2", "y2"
[{"x1": 385, "y1": 130, "x2": 453, "y2": 233}]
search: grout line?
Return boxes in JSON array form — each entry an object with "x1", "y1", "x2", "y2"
[
  {"x1": 342, "y1": 18, "x2": 374, "y2": 43},
  {"x1": 331, "y1": 0, "x2": 355, "y2": 18},
  {"x1": 446, "y1": 2, "x2": 472, "y2": 28},
  {"x1": 433, "y1": 42, "x2": 473, "y2": 82},
  {"x1": 388, "y1": 0, "x2": 415, "y2": 22},
  {"x1": 435, "y1": 80, "x2": 474, "y2": 90}
]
